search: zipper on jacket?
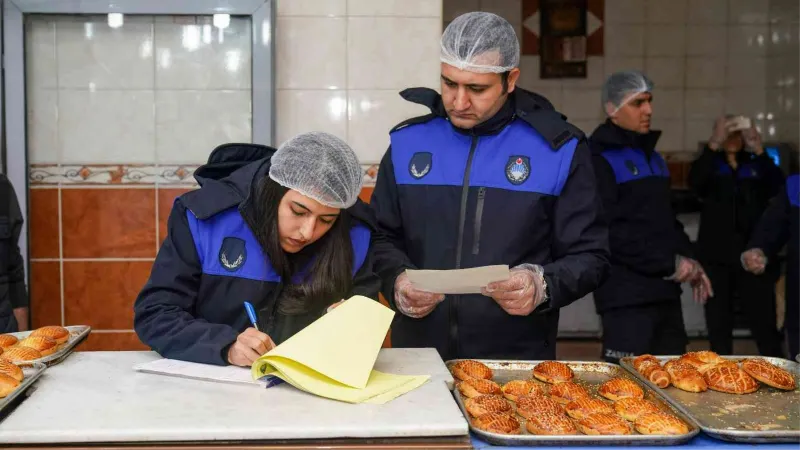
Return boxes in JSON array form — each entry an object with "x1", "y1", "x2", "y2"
[
  {"x1": 472, "y1": 187, "x2": 486, "y2": 255},
  {"x1": 450, "y1": 135, "x2": 479, "y2": 358}
]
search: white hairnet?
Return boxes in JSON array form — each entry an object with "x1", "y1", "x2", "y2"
[
  {"x1": 441, "y1": 12, "x2": 520, "y2": 73},
  {"x1": 269, "y1": 132, "x2": 363, "y2": 209},
  {"x1": 602, "y1": 70, "x2": 654, "y2": 116}
]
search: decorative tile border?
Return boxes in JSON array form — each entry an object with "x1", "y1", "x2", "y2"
[{"x1": 30, "y1": 163, "x2": 382, "y2": 186}]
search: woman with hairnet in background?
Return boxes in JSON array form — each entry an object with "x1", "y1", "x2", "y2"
[
  {"x1": 589, "y1": 70, "x2": 713, "y2": 363},
  {"x1": 134, "y1": 132, "x2": 380, "y2": 367}
]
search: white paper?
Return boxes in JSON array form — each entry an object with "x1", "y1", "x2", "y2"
[
  {"x1": 406, "y1": 265, "x2": 510, "y2": 294},
  {"x1": 134, "y1": 358, "x2": 267, "y2": 387}
]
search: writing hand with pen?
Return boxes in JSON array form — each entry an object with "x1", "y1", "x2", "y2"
[{"x1": 227, "y1": 302, "x2": 277, "y2": 367}]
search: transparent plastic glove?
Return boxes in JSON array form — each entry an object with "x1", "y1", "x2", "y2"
[
  {"x1": 394, "y1": 272, "x2": 445, "y2": 319},
  {"x1": 665, "y1": 255, "x2": 700, "y2": 283},
  {"x1": 742, "y1": 127, "x2": 764, "y2": 155},
  {"x1": 708, "y1": 116, "x2": 729, "y2": 150},
  {"x1": 741, "y1": 248, "x2": 768, "y2": 275},
  {"x1": 689, "y1": 264, "x2": 714, "y2": 305},
  {"x1": 481, "y1": 264, "x2": 546, "y2": 316}
]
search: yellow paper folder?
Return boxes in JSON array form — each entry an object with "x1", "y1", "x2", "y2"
[{"x1": 251, "y1": 296, "x2": 429, "y2": 403}]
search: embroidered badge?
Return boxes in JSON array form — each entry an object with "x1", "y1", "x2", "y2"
[
  {"x1": 625, "y1": 160, "x2": 639, "y2": 176},
  {"x1": 409, "y1": 152, "x2": 432, "y2": 179},
  {"x1": 219, "y1": 237, "x2": 246, "y2": 272},
  {"x1": 505, "y1": 156, "x2": 531, "y2": 185}
]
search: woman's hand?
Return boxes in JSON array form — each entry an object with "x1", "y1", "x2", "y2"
[{"x1": 227, "y1": 328, "x2": 276, "y2": 367}]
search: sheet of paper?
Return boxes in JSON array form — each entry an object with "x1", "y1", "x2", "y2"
[
  {"x1": 406, "y1": 265, "x2": 510, "y2": 294},
  {"x1": 134, "y1": 358, "x2": 267, "y2": 387}
]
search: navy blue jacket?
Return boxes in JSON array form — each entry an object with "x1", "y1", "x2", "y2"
[
  {"x1": 689, "y1": 147, "x2": 785, "y2": 265},
  {"x1": 370, "y1": 87, "x2": 610, "y2": 361},
  {"x1": 0, "y1": 175, "x2": 26, "y2": 332},
  {"x1": 590, "y1": 120, "x2": 693, "y2": 311},
  {"x1": 748, "y1": 174, "x2": 799, "y2": 309},
  {"x1": 134, "y1": 144, "x2": 380, "y2": 365}
]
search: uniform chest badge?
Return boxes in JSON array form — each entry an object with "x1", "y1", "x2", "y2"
[
  {"x1": 625, "y1": 160, "x2": 639, "y2": 176},
  {"x1": 505, "y1": 156, "x2": 531, "y2": 185},
  {"x1": 409, "y1": 152, "x2": 432, "y2": 179},
  {"x1": 219, "y1": 237, "x2": 246, "y2": 272}
]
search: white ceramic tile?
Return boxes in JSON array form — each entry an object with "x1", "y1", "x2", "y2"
[
  {"x1": 726, "y1": 56, "x2": 766, "y2": 87},
  {"x1": 724, "y1": 88, "x2": 766, "y2": 116},
  {"x1": 347, "y1": 17, "x2": 441, "y2": 90},
  {"x1": 56, "y1": 16, "x2": 155, "y2": 89},
  {"x1": 604, "y1": 57, "x2": 645, "y2": 78},
  {"x1": 347, "y1": 90, "x2": 431, "y2": 164},
  {"x1": 562, "y1": 89, "x2": 603, "y2": 120},
  {"x1": 479, "y1": 0, "x2": 522, "y2": 25},
  {"x1": 728, "y1": 0, "x2": 769, "y2": 24},
  {"x1": 645, "y1": 57, "x2": 685, "y2": 88},
  {"x1": 443, "y1": 0, "x2": 479, "y2": 22},
  {"x1": 645, "y1": 0, "x2": 687, "y2": 24},
  {"x1": 685, "y1": 57, "x2": 727, "y2": 88},
  {"x1": 766, "y1": 88, "x2": 799, "y2": 119},
  {"x1": 770, "y1": 0, "x2": 800, "y2": 23},
  {"x1": 517, "y1": 56, "x2": 564, "y2": 88},
  {"x1": 728, "y1": 25, "x2": 769, "y2": 56},
  {"x1": 652, "y1": 88, "x2": 683, "y2": 119},
  {"x1": 276, "y1": 17, "x2": 346, "y2": 89},
  {"x1": 684, "y1": 89, "x2": 726, "y2": 119},
  {"x1": 275, "y1": 90, "x2": 348, "y2": 147},
  {"x1": 59, "y1": 90, "x2": 155, "y2": 163},
  {"x1": 25, "y1": 18, "x2": 57, "y2": 89},
  {"x1": 156, "y1": 90, "x2": 251, "y2": 164},
  {"x1": 767, "y1": 23, "x2": 799, "y2": 57},
  {"x1": 154, "y1": 18, "x2": 252, "y2": 90},
  {"x1": 605, "y1": 0, "x2": 646, "y2": 24},
  {"x1": 766, "y1": 56, "x2": 798, "y2": 88},
  {"x1": 687, "y1": 0, "x2": 728, "y2": 24},
  {"x1": 605, "y1": 25, "x2": 645, "y2": 56},
  {"x1": 26, "y1": 89, "x2": 59, "y2": 164},
  {"x1": 277, "y1": 0, "x2": 346, "y2": 16},
  {"x1": 685, "y1": 119, "x2": 712, "y2": 150},
  {"x1": 775, "y1": 120, "x2": 799, "y2": 141},
  {"x1": 686, "y1": 25, "x2": 727, "y2": 56},
  {"x1": 646, "y1": 25, "x2": 686, "y2": 57},
  {"x1": 348, "y1": 0, "x2": 442, "y2": 17},
  {"x1": 651, "y1": 119, "x2": 684, "y2": 151},
  {"x1": 529, "y1": 87, "x2": 563, "y2": 111}
]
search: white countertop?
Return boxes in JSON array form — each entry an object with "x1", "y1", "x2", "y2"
[{"x1": 0, "y1": 348, "x2": 467, "y2": 444}]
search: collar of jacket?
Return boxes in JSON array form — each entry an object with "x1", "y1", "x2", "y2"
[{"x1": 590, "y1": 119, "x2": 662, "y2": 154}]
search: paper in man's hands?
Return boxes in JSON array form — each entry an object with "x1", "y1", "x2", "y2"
[{"x1": 405, "y1": 265, "x2": 510, "y2": 294}]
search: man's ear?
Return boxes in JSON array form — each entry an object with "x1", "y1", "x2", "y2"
[
  {"x1": 506, "y1": 68, "x2": 521, "y2": 93},
  {"x1": 604, "y1": 101, "x2": 616, "y2": 117}
]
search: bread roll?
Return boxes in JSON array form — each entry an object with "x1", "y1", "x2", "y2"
[
  {"x1": 0, "y1": 359, "x2": 24, "y2": 382},
  {"x1": 1, "y1": 346, "x2": 42, "y2": 362},
  {"x1": 31, "y1": 326, "x2": 70, "y2": 345},
  {"x1": 18, "y1": 335, "x2": 58, "y2": 356},
  {"x1": 0, "y1": 373, "x2": 19, "y2": 398}
]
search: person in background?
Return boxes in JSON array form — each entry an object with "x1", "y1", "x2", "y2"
[
  {"x1": 370, "y1": 11, "x2": 609, "y2": 361},
  {"x1": 590, "y1": 71, "x2": 713, "y2": 363},
  {"x1": 689, "y1": 116, "x2": 785, "y2": 357},
  {"x1": 741, "y1": 152, "x2": 798, "y2": 360},
  {"x1": 0, "y1": 174, "x2": 28, "y2": 332},
  {"x1": 134, "y1": 133, "x2": 380, "y2": 367}
]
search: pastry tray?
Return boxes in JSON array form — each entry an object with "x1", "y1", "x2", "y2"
[
  {"x1": 446, "y1": 359, "x2": 699, "y2": 446},
  {"x1": 5, "y1": 326, "x2": 91, "y2": 367},
  {"x1": 620, "y1": 356, "x2": 800, "y2": 443},
  {"x1": 0, "y1": 362, "x2": 46, "y2": 417}
]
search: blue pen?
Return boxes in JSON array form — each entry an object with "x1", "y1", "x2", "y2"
[{"x1": 244, "y1": 301, "x2": 259, "y2": 331}]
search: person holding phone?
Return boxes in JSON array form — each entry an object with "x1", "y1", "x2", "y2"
[{"x1": 688, "y1": 115, "x2": 785, "y2": 357}]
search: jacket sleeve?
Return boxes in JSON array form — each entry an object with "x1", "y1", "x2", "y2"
[
  {"x1": 754, "y1": 152, "x2": 785, "y2": 199},
  {"x1": 369, "y1": 146, "x2": 417, "y2": 309},
  {"x1": 747, "y1": 185, "x2": 790, "y2": 257},
  {"x1": 133, "y1": 200, "x2": 238, "y2": 366},
  {"x1": 0, "y1": 176, "x2": 27, "y2": 308},
  {"x1": 688, "y1": 146, "x2": 718, "y2": 198},
  {"x1": 536, "y1": 140, "x2": 610, "y2": 312}
]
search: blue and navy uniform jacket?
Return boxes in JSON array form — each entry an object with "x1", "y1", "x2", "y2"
[
  {"x1": 370, "y1": 87, "x2": 610, "y2": 361},
  {"x1": 590, "y1": 120, "x2": 693, "y2": 312},
  {"x1": 134, "y1": 144, "x2": 380, "y2": 366},
  {"x1": 689, "y1": 146, "x2": 785, "y2": 265},
  {"x1": 0, "y1": 174, "x2": 26, "y2": 333},
  {"x1": 747, "y1": 173, "x2": 799, "y2": 354}
]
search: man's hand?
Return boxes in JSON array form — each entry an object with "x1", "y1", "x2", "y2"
[
  {"x1": 13, "y1": 307, "x2": 28, "y2": 332},
  {"x1": 742, "y1": 126, "x2": 764, "y2": 155},
  {"x1": 666, "y1": 255, "x2": 701, "y2": 283},
  {"x1": 708, "y1": 116, "x2": 729, "y2": 150},
  {"x1": 741, "y1": 248, "x2": 767, "y2": 275},
  {"x1": 227, "y1": 328, "x2": 276, "y2": 367},
  {"x1": 395, "y1": 272, "x2": 445, "y2": 318},
  {"x1": 690, "y1": 268, "x2": 714, "y2": 305},
  {"x1": 481, "y1": 265, "x2": 546, "y2": 316}
]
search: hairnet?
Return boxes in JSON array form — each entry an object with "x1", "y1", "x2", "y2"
[
  {"x1": 440, "y1": 12, "x2": 520, "y2": 73},
  {"x1": 601, "y1": 70, "x2": 654, "y2": 116},
  {"x1": 269, "y1": 132, "x2": 363, "y2": 209}
]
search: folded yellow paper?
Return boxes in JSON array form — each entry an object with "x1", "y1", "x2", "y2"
[{"x1": 251, "y1": 296, "x2": 430, "y2": 403}]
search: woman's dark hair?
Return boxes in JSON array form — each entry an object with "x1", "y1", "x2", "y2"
[{"x1": 245, "y1": 176, "x2": 354, "y2": 315}]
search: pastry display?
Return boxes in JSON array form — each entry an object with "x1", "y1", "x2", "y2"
[
  {"x1": 565, "y1": 398, "x2": 615, "y2": 420},
  {"x1": 0, "y1": 335, "x2": 17, "y2": 349},
  {"x1": 532, "y1": 361, "x2": 574, "y2": 384},
  {"x1": 451, "y1": 360, "x2": 493, "y2": 381},
  {"x1": 0, "y1": 359, "x2": 24, "y2": 382},
  {"x1": 457, "y1": 378, "x2": 502, "y2": 398},
  {"x1": 0, "y1": 373, "x2": 20, "y2": 398},
  {"x1": 576, "y1": 413, "x2": 632, "y2": 435},
  {"x1": 664, "y1": 360, "x2": 707, "y2": 393},
  {"x1": 634, "y1": 412, "x2": 689, "y2": 435},
  {"x1": 472, "y1": 412, "x2": 520, "y2": 434},
  {"x1": 464, "y1": 394, "x2": 512, "y2": 418},
  {"x1": 633, "y1": 356, "x2": 670, "y2": 388},
  {"x1": 741, "y1": 358, "x2": 797, "y2": 391},
  {"x1": 704, "y1": 365, "x2": 759, "y2": 394},
  {"x1": 30, "y1": 325, "x2": 70, "y2": 345},
  {"x1": 679, "y1": 351, "x2": 728, "y2": 374},
  {"x1": 614, "y1": 397, "x2": 660, "y2": 422},
  {"x1": 501, "y1": 380, "x2": 543, "y2": 402},
  {"x1": 18, "y1": 335, "x2": 58, "y2": 356},
  {"x1": 598, "y1": 378, "x2": 644, "y2": 401},
  {"x1": 515, "y1": 394, "x2": 564, "y2": 419},
  {"x1": 1, "y1": 345, "x2": 42, "y2": 362},
  {"x1": 549, "y1": 381, "x2": 590, "y2": 404},
  {"x1": 525, "y1": 411, "x2": 579, "y2": 435}
]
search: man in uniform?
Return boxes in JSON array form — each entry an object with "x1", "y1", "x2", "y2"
[
  {"x1": 0, "y1": 174, "x2": 28, "y2": 332},
  {"x1": 370, "y1": 12, "x2": 609, "y2": 361},
  {"x1": 589, "y1": 71, "x2": 713, "y2": 362}
]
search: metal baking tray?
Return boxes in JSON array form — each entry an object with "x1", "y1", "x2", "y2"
[
  {"x1": 446, "y1": 359, "x2": 699, "y2": 446},
  {"x1": 620, "y1": 356, "x2": 800, "y2": 443},
  {"x1": 0, "y1": 362, "x2": 46, "y2": 416},
  {"x1": 4, "y1": 325, "x2": 91, "y2": 366}
]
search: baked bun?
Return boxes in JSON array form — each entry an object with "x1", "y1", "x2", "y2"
[
  {"x1": 0, "y1": 335, "x2": 18, "y2": 348},
  {"x1": 741, "y1": 358, "x2": 796, "y2": 391},
  {"x1": 665, "y1": 360, "x2": 707, "y2": 393},
  {"x1": 31, "y1": 326, "x2": 70, "y2": 345},
  {"x1": 614, "y1": 398, "x2": 660, "y2": 422},
  {"x1": 565, "y1": 398, "x2": 614, "y2": 420},
  {"x1": 18, "y1": 336, "x2": 58, "y2": 356},
  {"x1": 634, "y1": 411, "x2": 689, "y2": 435},
  {"x1": 464, "y1": 395, "x2": 511, "y2": 418},
  {"x1": 472, "y1": 412, "x2": 520, "y2": 434},
  {"x1": 526, "y1": 411, "x2": 579, "y2": 435},
  {"x1": 705, "y1": 365, "x2": 759, "y2": 394},
  {"x1": 532, "y1": 361, "x2": 574, "y2": 384},
  {"x1": 576, "y1": 413, "x2": 632, "y2": 435},
  {"x1": 515, "y1": 394, "x2": 563, "y2": 419},
  {"x1": 0, "y1": 359, "x2": 24, "y2": 382},
  {"x1": 501, "y1": 379, "x2": 543, "y2": 402},
  {"x1": 2, "y1": 346, "x2": 42, "y2": 362},
  {"x1": 598, "y1": 378, "x2": 645, "y2": 401},
  {"x1": 457, "y1": 378, "x2": 502, "y2": 398},
  {"x1": 451, "y1": 360, "x2": 493, "y2": 381},
  {"x1": 0, "y1": 373, "x2": 20, "y2": 398},
  {"x1": 679, "y1": 351, "x2": 727, "y2": 374},
  {"x1": 549, "y1": 381, "x2": 590, "y2": 404}
]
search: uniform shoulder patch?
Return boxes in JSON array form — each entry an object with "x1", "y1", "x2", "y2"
[
  {"x1": 506, "y1": 156, "x2": 531, "y2": 185},
  {"x1": 625, "y1": 160, "x2": 639, "y2": 176},
  {"x1": 409, "y1": 152, "x2": 432, "y2": 179},
  {"x1": 219, "y1": 237, "x2": 246, "y2": 271}
]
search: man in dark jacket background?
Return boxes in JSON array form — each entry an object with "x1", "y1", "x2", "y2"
[
  {"x1": 0, "y1": 174, "x2": 28, "y2": 332},
  {"x1": 370, "y1": 12, "x2": 609, "y2": 361},
  {"x1": 590, "y1": 71, "x2": 713, "y2": 363}
]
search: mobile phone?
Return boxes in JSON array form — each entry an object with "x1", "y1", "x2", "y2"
[{"x1": 727, "y1": 116, "x2": 752, "y2": 131}]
